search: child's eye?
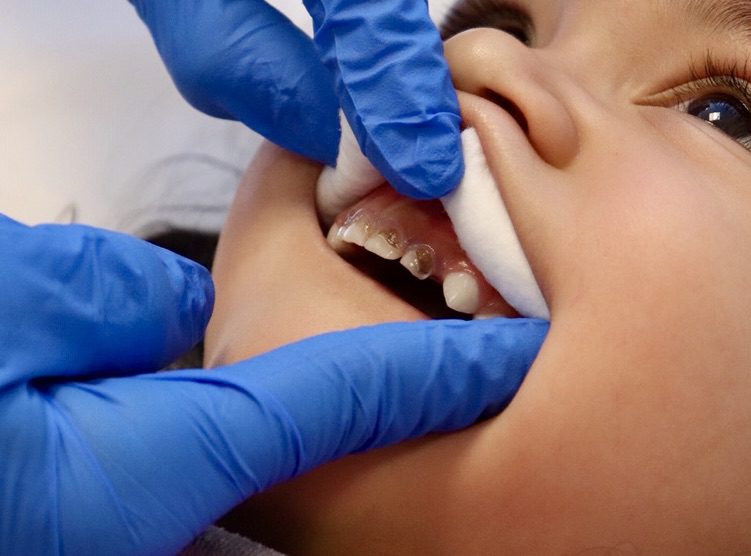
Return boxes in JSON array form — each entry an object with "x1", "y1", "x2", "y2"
[
  {"x1": 666, "y1": 55, "x2": 751, "y2": 151},
  {"x1": 685, "y1": 94, "x2": 751, "y2": 148}
]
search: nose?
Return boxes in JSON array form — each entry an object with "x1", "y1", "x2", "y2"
[{"x1": 444, "y1": 28, "x2": 579, "y2": 168}]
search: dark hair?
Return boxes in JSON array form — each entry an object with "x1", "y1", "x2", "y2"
[{"x1": 147, "y1": 229, "x2": 220, "y2": 370}]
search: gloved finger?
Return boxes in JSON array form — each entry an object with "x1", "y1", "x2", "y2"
[
  {"x1": 240, "y1": 318, "x2": 550, "y2": 467},
  {"x1": 129, "y1": 0, "x2": 340, "y2": 165},
  {"x1": 43, "y1": 318, "x2": 546, "y2": 553},
  {"x1": 0, "y1": 215, "x2": 213, "y2": 387},
  {"x1": 305, "y1": 0, "x2": 464, "y2": 198}
]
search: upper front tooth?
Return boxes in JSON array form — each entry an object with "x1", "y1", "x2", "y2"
[
  {"x1": 400, "y1": 245, "x2": 434, "y2": 279},
  {"x1": 326, "y1": 224, "x2": 360, "y2": 255},
  {"x1": 326, "y1": 224, "x2": 346, "y2": 249},
  {"x1": 364, "y1": 231, "x2": 403, "y2": 260},
  {"x1": 340, "y1": 218, "x2": 370, "y2": 246},
  {"x1": 443, "y1": 271, "x2": 480, "y2": 314}
]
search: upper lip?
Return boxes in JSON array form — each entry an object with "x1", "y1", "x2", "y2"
[{"x1": 457, "y1": 91, "x2": 520, "y2": 152}]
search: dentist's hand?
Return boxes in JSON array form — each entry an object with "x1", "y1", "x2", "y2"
[
  {"x1": 129, "y1": 0, "x2": 463, "y2": 199},
  {"x1": 0, "y1": 214, "x2": 547, "y2": 554}
]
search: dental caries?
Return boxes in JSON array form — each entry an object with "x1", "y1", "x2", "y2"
[
  {"x1": 326, "y1": 199, "x2": 507, "y2": 317},
  {"x1": 318, "y1": 122, "x2": 548, "y2": 319}
]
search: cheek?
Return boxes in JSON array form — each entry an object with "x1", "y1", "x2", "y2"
[{"x1": 551, "y1": 149, "x2": 749, "y2": 321}]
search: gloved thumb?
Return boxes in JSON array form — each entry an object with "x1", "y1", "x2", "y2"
[{"x1": 0, "y1": 215, "x2": 213, "y2": 387}]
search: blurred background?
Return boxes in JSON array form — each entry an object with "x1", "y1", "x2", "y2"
[{"x1": 0, "y1": 0, "x2": 452, "y2": 233}]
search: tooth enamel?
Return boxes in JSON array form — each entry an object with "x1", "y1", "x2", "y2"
[
  {"x1": 340, "y1": 218, "x2": 370, "y2": 246},
  {"x1": 326, "y1": 224, "x2": 347, "y2": 249},
  {"x1": 443, "y1": 272, "x2": 481, "y2": 314},
  {"x1": 473, "y1": 313, "x2": 504, "y2": 320},
  {"x1": 364, "y1": 231, "x2": 402, "y2": 260},
  {"x1": 400, "y1": 245, "x2": 434, "y2": 280}
]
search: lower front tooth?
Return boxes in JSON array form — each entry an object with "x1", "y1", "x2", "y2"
[
  {"x1": 443, "y1": 271, "x2": 481, "y2": 314},
  {"x1": 364, "y1": 231, "x2": 402, "y2": 260}
]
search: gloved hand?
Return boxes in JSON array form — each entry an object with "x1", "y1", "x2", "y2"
[
  {"x1": 0, "y1": 212, "x2": 548, "y2": 554},
  {"x1": 128, "y1": 0, "x2": 463, "y2": 199}
]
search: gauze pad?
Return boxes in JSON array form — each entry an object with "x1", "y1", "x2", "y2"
[
  {"x1": 316, "y1": 121, "x2": 549, "y2": 319},
  {"x1": 316, "y1": 113, "x2": 383, "y2": 225},
  {"x1": 442, "y1": 129, "x2": 549, "y2": 319}
]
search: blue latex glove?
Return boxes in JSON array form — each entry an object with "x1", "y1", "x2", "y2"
[
  {"x1": 129, "y1": 0, "x2": 463, "y2": 199},
  {"x1": 0, "y1": 212, "x2": 548, "y2": 554}
]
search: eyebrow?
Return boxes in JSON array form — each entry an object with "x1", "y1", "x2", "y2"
[{"x1": 684, "y1": 0, "x2": 751, "y2": 40}]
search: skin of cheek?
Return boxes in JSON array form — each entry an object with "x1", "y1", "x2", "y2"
[
  {"x1": 475, "y1": 113, "x2": 751, "y2": 548},
  {"x1": 440, "y1": 83, "x2": 751, "y2": 549},
  {"x1": 208, "y1": 128, "x2": 751, "y2": 551},
  {"x1": 573, "y1": 123, "x2": 751, "y2": 331}
]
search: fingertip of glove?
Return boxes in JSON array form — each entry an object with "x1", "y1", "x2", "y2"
[
  {"x1": 184, "y1": 258, "x2": 215, "y2": 334},
  {"x1": 469, "y1": 316, "x2": 550, "y2": 340},
  {"x1": 391, "y1": 157, "x2": 464, "y2": 199},
  {"x1": 370, "y1": 114, "x2": 465, "y2": 200},
  {"x1": 289, "y1": 124, "x2": 340, "y2": 167},
  {"x1": 153, "y1": 246, "x2": 215, "y2": 337}
]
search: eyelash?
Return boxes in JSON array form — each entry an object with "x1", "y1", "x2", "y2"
[
  {"x1": 672, "y1": 54, "x2": 751, "y2": 104},
  {"x1": 670, "y1": 54, "x2": 751, "y2": 108},
  {"x1": 667, "y1": 54, "x2": 751, "y2": 148}
]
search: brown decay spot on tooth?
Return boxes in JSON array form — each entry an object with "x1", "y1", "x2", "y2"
[
  {"x1": 329, "y1": 185, "x2": 518, "y2": 318},
  {"x1": 343, "y1": 209, "x2": 372, "y2": 234},
  {"x1": 380, "y1": 230, "x2": 401, "y2": 249},
  {"x1": 411, "y1": 245, "x2": 434, "y2": 276}
]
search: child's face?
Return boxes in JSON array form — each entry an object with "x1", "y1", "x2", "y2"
[
  {"x1": 437, "y1": 0, "x2": 751, "y2": 324},
  {"x1": 207, "y1": 1, "x2": 751, "y2": 551}
]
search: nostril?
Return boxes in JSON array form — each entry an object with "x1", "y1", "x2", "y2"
[{"x1": 483, "y1": 90, "x2": 529, "y2": 133}]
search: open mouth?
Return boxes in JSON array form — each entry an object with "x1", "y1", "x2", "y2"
[
  {"x1": 317, "y1": 114, "x2": 549, "y2": 321},
  {"x1": 325, "y1": 184, "x2": 519, "y2": 320}
]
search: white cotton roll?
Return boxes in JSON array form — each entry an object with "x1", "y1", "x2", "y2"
[
  {"x1": 316, "y1": 112, "x2": 383, "y2": 225},
  {"x1": 442, "y1": 129, "x2": 550, "y2": 319}
]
